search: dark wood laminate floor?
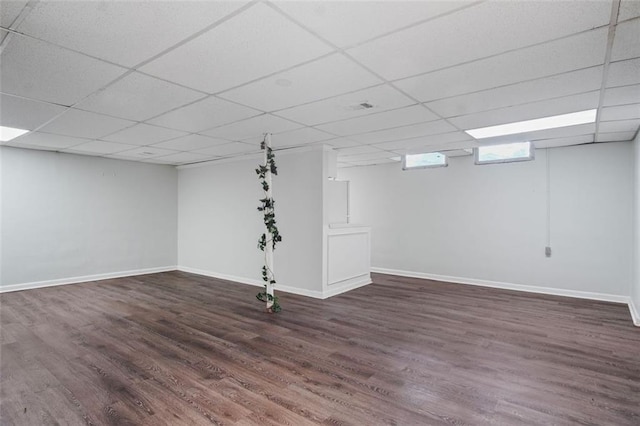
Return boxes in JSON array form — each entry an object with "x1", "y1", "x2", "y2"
[{"x1": 1, "y1": 272, "x2": 639, "y2": 425}]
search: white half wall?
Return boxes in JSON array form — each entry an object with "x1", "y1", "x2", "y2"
[
  {"x1": 178, "y1": 147, "x2": 324, "y2": 294},
  {"x1": 340, "y1": 142, "x2": 634, "y2": 300},
  {"x1": 632, "y1": 132, "x2": 640, "y2": 325},
  {"x1": 0, "y1": 147, "x2": 178, "y2": 289}
]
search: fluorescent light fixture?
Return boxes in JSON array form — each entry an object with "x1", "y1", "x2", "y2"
[
  {"x1": 465, "y1": 109, "x2": 597, "y2": 139},
  {"x1": 0, "y1": 126, "x2": 29, "y2": 142}
]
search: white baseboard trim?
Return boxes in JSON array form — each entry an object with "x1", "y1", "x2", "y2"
[
  {"x1": 371, "y1": 267, "x2": 630, "y2": 304},
  {"x1": 629, "y1": 299, "x2": 640, "y2": 326},
  {"x1": 325, "y1": 275, "x2": 372, "y2": 299},
  {"x1": 177, "y1": 266, "x2": 325, "y2": 299},
  {"x1": 0, "y1": 266, "x2": 178, "y2": 293}
]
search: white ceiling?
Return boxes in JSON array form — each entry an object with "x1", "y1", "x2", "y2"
[{"x1": 1, "y1": 0, "x2": 638, "y2": 167}]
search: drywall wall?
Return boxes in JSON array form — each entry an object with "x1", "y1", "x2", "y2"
[
  {"x1": 632, "y1": 132, "x2": 640, "y2": 324},
  {"x1": 340, "y1": 142, "x2": 634, "y2": 300},
  {"x1": 0, "y1": 146, "x2": 178, "y2": 289},
  {"x1": 178, "y1": 147, "x2": 324, "y2": 294}
]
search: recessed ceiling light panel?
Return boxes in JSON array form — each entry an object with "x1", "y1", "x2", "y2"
[
  {"x1": 465, "y1": 109, "x2": 597, "y2": 139},
  {"x1": 0, "y1": 126, "x2": 29, "y2": 142}
]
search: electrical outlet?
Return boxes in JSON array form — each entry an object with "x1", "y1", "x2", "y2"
[{"x1": 545, "y1": 246, "x2": 552, "y2": 257}]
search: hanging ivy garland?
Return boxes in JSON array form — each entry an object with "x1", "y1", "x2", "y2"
[{"x1": 255, "y1": 134, "x2": 282, "y2": 313}]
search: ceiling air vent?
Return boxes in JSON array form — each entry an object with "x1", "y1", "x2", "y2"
[{"x1": 346, "y1": 102, "x2": 375, "y2": 111}]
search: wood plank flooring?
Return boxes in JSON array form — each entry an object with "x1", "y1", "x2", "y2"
[{"x1": 1, "y1": 271, "x2": 639, "y2": 425}]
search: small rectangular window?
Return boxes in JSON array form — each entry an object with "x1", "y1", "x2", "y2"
[
  {"x1": 403, "y1": 152, "x2": 447, "y2": 170},
  {"x1": 475, "y1": 142, "x2": 534, "y2": 165}
]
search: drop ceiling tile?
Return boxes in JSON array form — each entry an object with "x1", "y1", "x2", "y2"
[
  {"x1": 603, "y1": 84, "x2": 640, "y2": 106},
  {"x1": 195, "y1": 142, "x2": 259, "y2": 157},
  {"x1": 1, "y1": 0, "x2": 29, "y2": 28},
  {"x1": 595, "y1": 131, "x2": 637, "y2": 142},
  {"x1": 606, "y1": 58, "x2": 640, "y2": 87},
  {"x1": 322, "y1": 138, "x2": 362, "y2": 149},
  {"x1": 350, "y1": 120, "x2": 457, "y2": 145},
  {"x1": 266, "y1": 127, "x2": 334, "y2": 148},
  {"x1": 17, "y1": 1, "x2": 249, "y2": 67},
  {"x1": 448, "y1": 91, "x2": 601, "y2": 130},
  {"x1": 598, "y1": 118, "x2": 640, "y2": 133},
  {"x1": 76, "y1": 72, "x2": 205, "y2": 121},
  {"x1": 533, "y1": 134, "x2": 594, "y2": 149},
  {"x1": 274, "y1": 1, "x2": 471, "y2": 48},
  {"x1": 600, "y1": 104, "x2": 640, "y2": 121},
  {"x1": 10, "y1": 132, "x2": 90, "y2": 150},
  {"x1": 152, "y1": 134, "x2": 228, "y2": 151},
  {"x1": 475, "y1": 123, "x2": 596, "y2": 145},
  {"x1": 202, "y1": 114, "x2": 302, "y2": 141},
  {"x1": 348, "y1": 1, "x2": 611, "y2": 81},
  {"x1": 0, "y1": 33, "x2": 126, "y2": 106},
  {"x1": 611, "y1": 18, "x2": 640, "y2": 61},
  {"x1": 274, "y1": 84, "x2": 415, "y2": 126},
  {"x1": 114, "y1": 146, "x2": 180, "y2": 160},
  {"x1": 400, "y1": 140, "x2": 480, "y2": 155},
  {"x1": 337, "y1": 145, "x2": 388, "y2": 156},
  {"x1": 147, "y1": 96, "x2": 260, "y2": 133},
  {"x1": 373, "y1": 131, "x2": 472, "y2": 152},
  {"x1": 102, "y1": 124, "x2": 188, "y2": 146},
  {"x1": 147, "y1": 151, "x2": 213, "y2": 165},
  {"x1": 340, "y1": 150, "x2": 396, "y2": 162},
  {"x1": 219, "y1": 53, "x2": 382, "y2": 112},
  {"x1": 316, "y1": 105, "x2": 438, "y2": 136},
  {"x1": 618, "y1": 0, "x2": 640, "y2": 21},
  {"x1": 66, "y1": 140, "x2": 139, "y2": 155},
  {"x1": 394, "y1": 29, "x2": 608, "y2": 102},
  {"x1": 39, "y1": 109, "x2": 134, "y2": 139},
  {"x1": 0, "y1": 93, "x2": 67, "y2": 130},
  {"x1": 425, "y1": 67, "x2": 603, "y2": 118},
  {"x1": 140, "y1": 3, "x2": 332, "y2": 93}
]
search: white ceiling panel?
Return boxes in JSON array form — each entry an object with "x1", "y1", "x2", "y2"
[
  {"x1": 0, "y1": 33, "x2": 126, "y2": 106},
  {"x1": 599, "y1": 104, "x2": 640, "y2": 121},
  {"x1": 322, "y1": 138, "x2": 362, "y2": 149},
  {"x1": 147, "y1": 96, "x2": 260, "y2": 133},
  {"x1": 316, "y1": 105, "x2": 438, "y2": 136},
  {"x1": 1, "y1": 0, "x2": 29, "y2": 28},
  {"x1": 202, "y1": 114, "x2": 302, "y2": 141},
  {"x1": 76, "y1": 72, "x2": 205, "y2": 121},
  {"x1": 147, "y1": 151, "x2": 213, "y2": 165},
  {"x1": 39, "y1": 109, "x2": 134, "y2": 139},
  {"x1": 0, "y1": 93, "x2": 67, "y2": 130},
  {"x1": 9, "y1": 132, "x2": 90, "y2": 150},
  {"x1": 274, "y1": 84, "x2": 415, "y2": 126},
  {"x1": 17, "y1": 1, "x2": 249, "y2": 67},
  {"x1": 274, "y1": 1, "x2": 472, "y2": 48},
  {"x1": 65, "y1": 140, "x2": 139, "y2": 155},
  {"x1": 195, "y1": 142, "x2": 260, "y2": 157},
  {"x1": 394, "y1": 29, "x2": 608, "y2": 102},
  {"x1": 598, "y1": 118, "x2": 640, "y2": 133},
  {"x1": 347, "y1": 1, "x2": 611, "y2": 81},
  {"x1": 448, "y1": 91, "x2": 601, "y2": 130},
  {"x1": 426, "y1": 67, "x2": 603, "y2": 118},
  {"x1": 402, "y1": 140, "x2": 480, "y2": 155},
  {"x1": 595, "y1": 131, "x2": 637, "y2": 142},
  {"x1": 475, "y1": 123, "x2": 596, "y2": 146},
  {"x1": 219, "y1": 53, "x2": 381, "y2": 112},
  {"x1": 102, "y1": 124, "x2": 188, "y2": 146},
  {"x1": 611, "y1": 18, "x2": 640, "y2": 62},
  {"x1": 606, "y1": 58, "x2": 640, "y2": 87},
  {"x1": 373, "y1": 131, "x2": 472, "y2": 152},
  {"x1": 152, "y1": 134, "x2": 228, "y2": 151},
  {"x1": 266, "y1": 127, "x2": 334, "y2": 148},
  {"x1": 603, "y1": 84, "x2": 640, "y2": 106},
  {"x1": 619, "y1": 1, "x2": 640, "y2": 21},
  {"x1": 350, "y1": 120, "x2": 457, "y2": 145},
  {"x1": 140, "y1": 3, "x2": 332, "y2": 93},
  {"x1": 337, "y1": 145, "x2": 388, "y2": 156},
  {"x1": 340, "y1": 150, "x2": 397, "y2": 162},
  {"x1": 112, "y1": 146, "x2": 180, "y2": 159},
  {"x1": 533, "y1": 134, "x2": 594, "y2": 149}
]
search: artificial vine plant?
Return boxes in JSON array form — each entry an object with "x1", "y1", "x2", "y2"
[{"x1": 255, "y1": 133, "x2": 282, "y2": 313}]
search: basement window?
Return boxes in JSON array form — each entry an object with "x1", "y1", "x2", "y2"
[
  {"x1": 475, "y1": 142, "x2": 534, "y2": 165},
  {"x1": 403, "y1": 152, "x2": 447, "y2": 170}
]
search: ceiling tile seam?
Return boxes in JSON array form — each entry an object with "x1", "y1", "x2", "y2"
[
  {"x1": 600, "y1": 117, "x2": 640, "y2": 124},
  {"x1": 594, "y1": 0, "x2": 622, "y2": 137},
  {"x1": 416, "y1": 65, "x2": 606, "y2": 105},
  {"x1": 439, "y1": 89, "x2": 603, "y2": 120},
  {"x1": 388, "y1": 25, "x2": 612, "y2": 88},
  {"x1": 0, "y1": 90, "x2": 71, "y2": 109},
  {"x1": 4, "y1": 0, "x2": 38, "y2": 31},
  {"x1": 365, "y1": 129, "x2": 471, "y2": 147},
  {"x1": 260, "y1": 1, "x2": 466, "y2": 141},
  {"x1": 293, "y1": 102, "x2": 427, "y2": 129}
]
